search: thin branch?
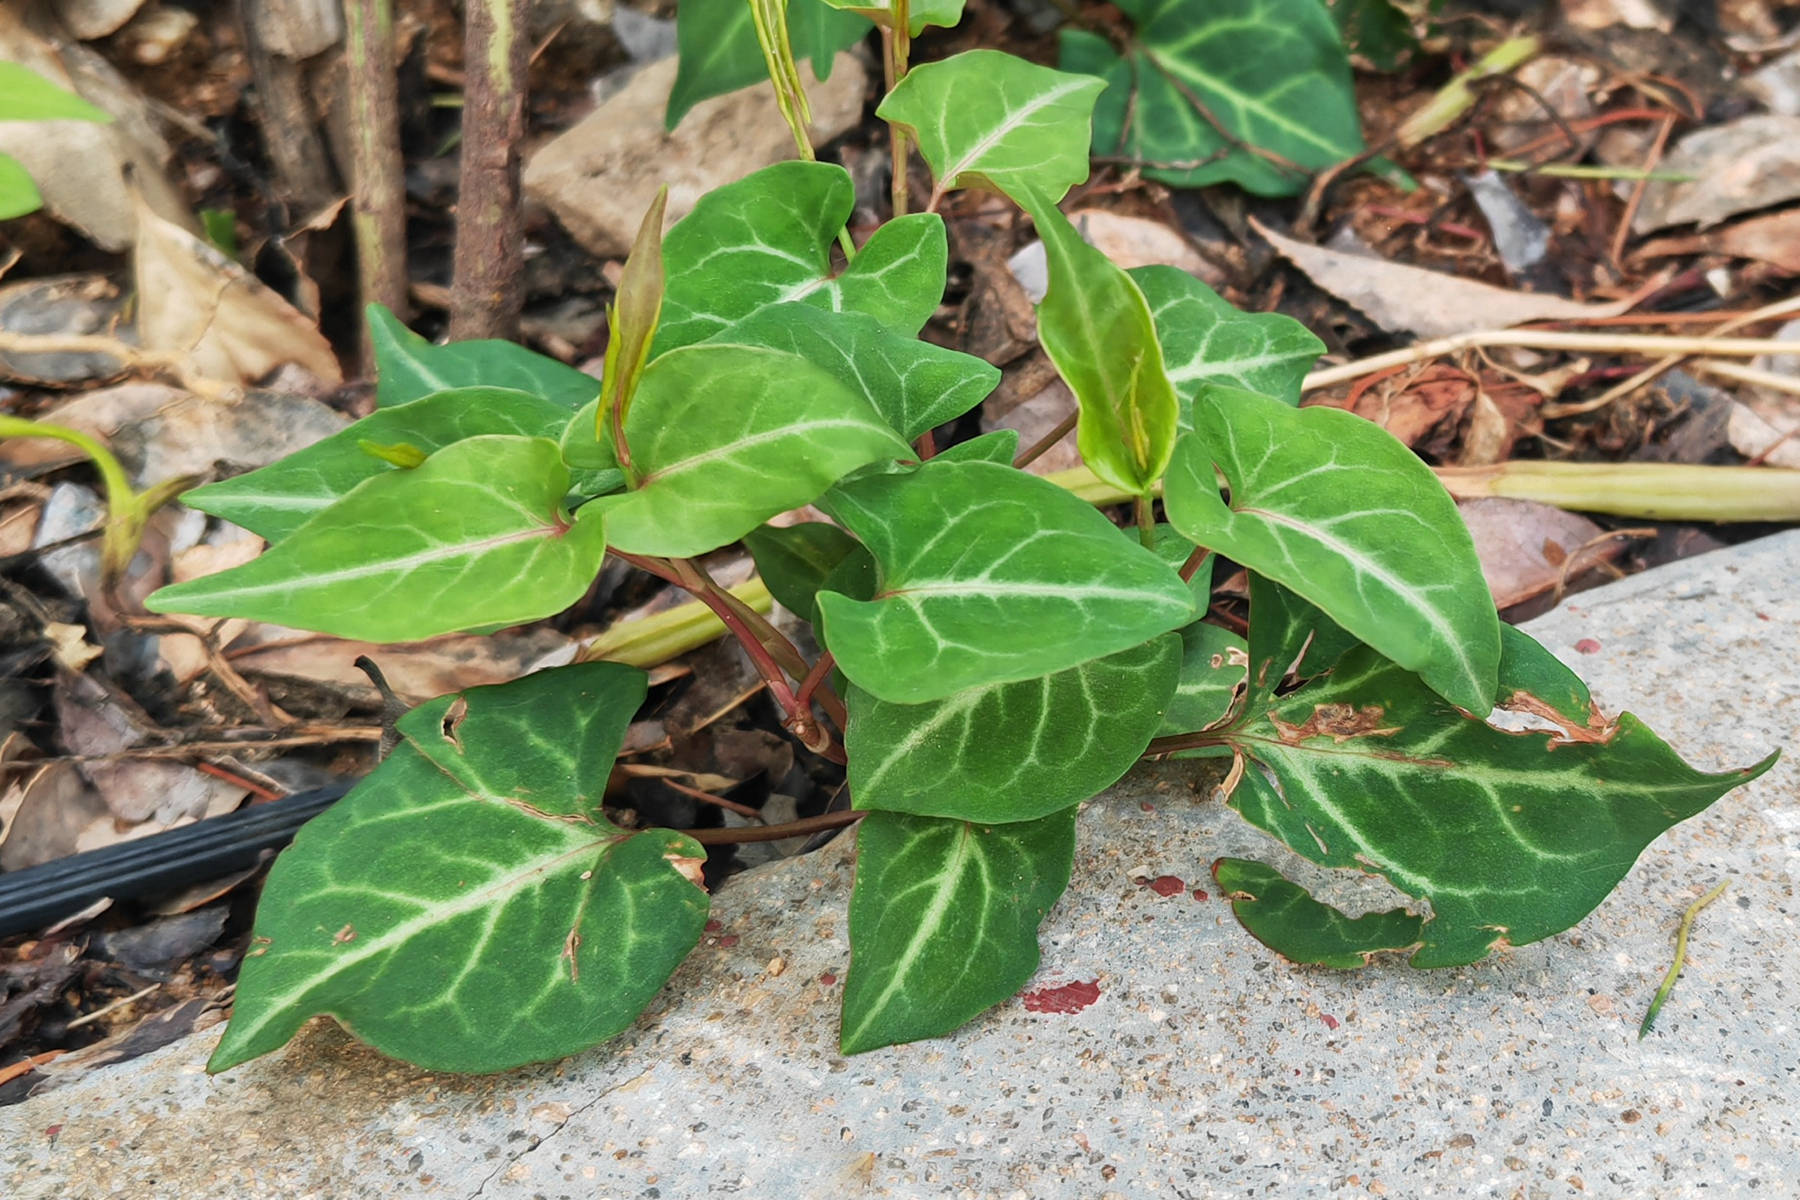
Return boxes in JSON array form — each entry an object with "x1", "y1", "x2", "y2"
[
  {"x1": 343, "y1": 0, "x2": 410, "y2": 335},
  {"x1": 450, "y1": 0, "x2": 531, "y2": 340},
  {"x1": 681, "y1": 809, "x2": 863, "y2": 845}
]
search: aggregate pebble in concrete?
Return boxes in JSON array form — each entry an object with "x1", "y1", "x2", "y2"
[{"x1": 4, "y1": 533, "x2": 1797, "y2": 1199}]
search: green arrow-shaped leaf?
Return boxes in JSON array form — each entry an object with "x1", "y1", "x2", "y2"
[
  {"x1": 182, "y1": 387, "x2": 573, "y2": 542},
  {"x1": 1163, "y1": 387, "x2": 1500, "y2": 714},
  {"x1": 1130, "y1": 265, "x2": 1324, "y2": 413},
  {"x1": 876, "y1": 50, "x2": 1106, "y2": 208},
  {"x1": 932, "y1": 429, "x2": 1018, "y2": 464},
  {"x1": 667, "y1": 0, "x2": 869, "y2": 130},
  {"x1": 840, "y1": 805, "x2": 1077, "y2": 1054},
  {"x1": 146, "y1": 436, "x2": 607, "y2": 642},
  {"x1": 1020, "y1": 190, "x2": 1179, "y2": 497},
  {"x1": 1221, "y1": 599, "x2": 1778, "y2": 967},
  {"x1": 707, "y1": 302, "x2": 998, "y2": 441},
  {"x1": 654, "y1": 163, "x2": 946, "y2": 356},
  {"x1": 848, "y1": 632, "x2": 1181, "y2": 823},
  {"x1": 744, "y1": 521, "x2": 874, "y2": 625},
  {"x1": 819, "y1": 0, "x2": 964, "y2": 33},
  {"x1": 0, "y1": 63, "x2": 113, "y2": 123},
  {"x1": 1060, "y1": 0, "x2": 1363, "y2": 196},
  {"x1": 1212, "y1": 858, "x2": 1423, "y2": 968},
  {"x1": 0, "y1": 153, "x2": 42, "y2": 221},
  {"x1": 817, "y1": 459, "x2": 1196, "y2": 703},
  {"x1": 366, "y1": 305, "x2": 600, "y2": 410},
  {"x1": 599, "y1": 344, "x2": 911, "y2": 558},
  {"x1": 208, "y1": 662, "x2": 710, "y2": 1073}
]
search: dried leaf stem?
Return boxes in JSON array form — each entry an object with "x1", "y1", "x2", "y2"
[{"x1": 1638, "y1": 878, "x2": 1730, "y2": 1039}]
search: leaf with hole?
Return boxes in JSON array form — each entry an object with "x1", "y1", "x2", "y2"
[
  {"x1": 208, "y1": 662, "x2": 709, "y2": 1073},
  {"x1": 1212, "y1": 858, "x2": 1423, "y2": 968},
  {"x1": 367, "y1": 305, "x2": 600, "y2": 411},
  {"x1": 654, "y1": 163, "x2": 946, "y2": 356},
  {"x1": 706, "y1": 303, "x2": 998, "y2": 440},
  {"x1": 1059, "y1": 0, "x2": 1363, "y2": 196},
  {"x1": 1160, "y1": 621, "x2": 1246, "y2": 736},
  {"x1": 598, "y1": 344, "x2": 911, "y2": 558},
  {"x1": 666, "y1": 0, "x2": 869, "y2": 130},
  {"x1": 817, "y1": 459, "x2": 1195, "y2": 703},
  {"x1": 840, "y1": 805, "x2": 1077, "y2": 1054},
  {"x1": 146, "y1": 436, "x2": 608, "y2": 642},
  {"x1": 1163, "y1": 387, "x2": 1500, "y2": 713},
  {"x1": 1219, "y1": 587, "x2": 1778, "y2": 966},
  {"x1": 182, "y1": 388, "x2": 574, "y2": 542},
  {"x1": 847, "y1": 632, "x2": 1180, "y2": 823},
  {"x1": 1021, "y1": 190, "x2": 1178, "y2": 497},
  {"x1": 1131, "y1": 265, "x2": 1323, "y2": 413},
  {"x1": 876, "y1": 50, "x2": 1106, "y2": 208}
]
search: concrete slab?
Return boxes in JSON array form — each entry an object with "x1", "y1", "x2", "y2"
[{"x1": 5, "y1": 532, "x2": 1797, "y2": 1199}]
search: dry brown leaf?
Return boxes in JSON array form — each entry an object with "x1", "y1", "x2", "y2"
[
  {"x1": 1252, "y1": 218, "x2": 1639, "y2": 338},
  {"x1": 0, "y1": 762, "x2": 115, "y2": 871},
  {"x1": 1631, "y1": 115, "x2": 1800, "y2": 233},
  {"x1": 1458, "y1": 497, "x2": 1620, "y2": 609},
  {"x1": 133, "y1": 191, "x2": 342, "y2": 387},
  {"x1": 0, "y1": 382, "x2": 346, "y2": 487},
  {"x1": 223, "y1": 626, "x2": 576, "y2": 704},
  {"x1": 1326, "y1": 364, "x2": 1475, "y2": 448},
  {"x1": 1635, "y1": 207, "x2": 1800, "y2": 274},
  {"x1": 0, "y1": 498, "x2": 42, "y2": 556},
  {"x1": 53, "y1": 671, "x2": 246, "y2": 825},
  {"x1": 1727, "y1": 401, "x2": 1800, "y2": 467},
  {"x1": 0, "y1": 8, "x2": 192, "y2": 251}
]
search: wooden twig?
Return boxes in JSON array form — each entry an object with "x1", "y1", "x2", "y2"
[
  {"x1": 449, "y1": 0, "x2": 531, "y2": 341},
  {"x1": 343, "y1": 0, "x2": 410, "y2": 336}
]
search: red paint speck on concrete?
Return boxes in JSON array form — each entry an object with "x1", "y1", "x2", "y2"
[
  {"x1": 704, "y1": 919, "x2": 722, "y2": 933},
  {"x1": 1139, "y1": 801, "x2": 1156, "y2": 812},
  {"x1": 1321, "y1": 1013, "x2": 1340, "y2": 1031},
  {"x1": 1574, "y1": 638, "x2": 1602, "y2": 654},
  {"x1": 1191, "y1": 889, "x2": 1209, "y2": 901},
  {"x1": 1149, "y1": 875, "x2": 1185, "y2": 897},
  {"x1": 1021, "y1": 980, "x2": 1102, "y2": 1014},
  {"x1": 717, "y1": 934, "x2": 740, "y2": 948},
  {"x1": 818, "y1": 972, "x2": 838, "y2": 987}
]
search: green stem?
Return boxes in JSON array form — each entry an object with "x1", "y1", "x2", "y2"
[
  {"x1": 884, "y1": 0, "x2": 912, "y2": 217},
  {"x1": 0, "y1": 415, "x2": 152, "y2": 584},
  {"x1": 1133, "y1": 493, "x2": 1155, "y2": 549},
  {"x1": 1639, "y1": 878, "x2": 1730, "y2": 1039}
]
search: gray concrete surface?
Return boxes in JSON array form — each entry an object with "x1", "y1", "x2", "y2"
[{"x1": 4, "y1": 532, "x2": 1797, "y2": 1199}]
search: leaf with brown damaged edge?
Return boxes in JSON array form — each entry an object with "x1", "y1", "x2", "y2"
[
  {"x1": 208, "y1": 662, "x2": 710, "y2": 1074},
  {"x1": 1212, "y1": 857, "x2": 1423, "y2": 969},
  {"x1": 1220, "y1": 577, "x2": 1778, "y2": 968},
  {"x1": 1251, "y1": 218, "x2": 1639, "y2": 340}
]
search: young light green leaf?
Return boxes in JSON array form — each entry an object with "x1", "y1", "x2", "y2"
[
  {"x1": 146, "y1": 436, "x2": 607, "y2": 642},
  {"x1": 1163, "y1": 387, "x2": 1500, "y2": 714},
  {"x1": 707, "y1": 302, "x2": 997, "y2": 441},
  {"x1": 744, "y1": 521, "x2": 873, "y2": 625},
  {"x1": 599, "y1": 187, "x2": 668, "y2": 446},
  {"x1": 600, "y1": 345, "x2": 911, "y2": 558},
  {"x1": 847, "y1": 633, "x2": 1180, "y2": 823},
  {"x1": 655, "y1": 163, "x2": 947, "y2": 356},
  {"x1": 208, "y1": 662, "x2": 711, "y2": 1073},
  {"x1": 182, "y1": 387, "x2": 572, "y2": 542},
  {"x1": 1222, "y1": 628, "x2": 1778, "y2": 968},
  {"x1": 1059, "y1": 0, "x2": 1363, "y2": 196},
  {"x1": 366, "y1": 305, "x2": 600, "y2": 410},
  {"x1": 876, "y1": 50, "x2": 1106, "y2": 208},
  {"x1": 1160, "y1": 621, "x2": 1246, "y2": 736},
  {"x1": 0, "y1": 153, "x2": 41, "y2": 221},
  {"x1": 1212, "y1": 858, "x2": 1423, "y2": 968},
  {"x1": 931, "y1": 429, "x2": 1018, "y2": 465},
  {"x1": 817, "y1": 459, "x2": 1195, "y2": 704},
  {"x1": 1130, "y1": 265, "x2": 1324, "y2": 413},
  {"x1": 818, "y1": 0, "x2": 964, "y2": 33},
  {"x1": 0, "y1": 63, "x2": 113, "y2": 123},
  {"x1": 840, "y1": 805, "x2": 1077, "y2": 1054},
  {"x1": 667, "y1": 0, "x2": 868, "y2": 130},
  {"x1": 1020, "y1": 190, "x2": 1178, "y2": 497}
]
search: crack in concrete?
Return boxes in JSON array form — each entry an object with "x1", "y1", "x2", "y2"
[{"x1": 463, "y1": 1068, "x2": 656, "y2": 1199}]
